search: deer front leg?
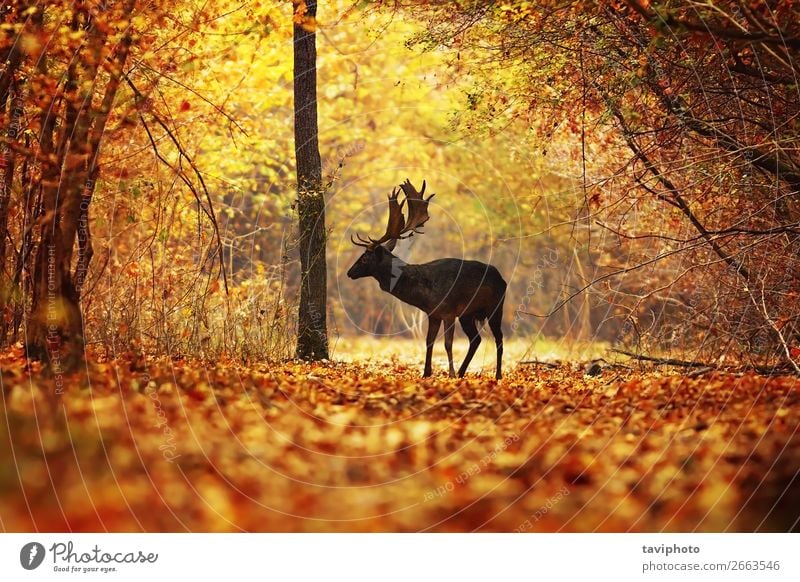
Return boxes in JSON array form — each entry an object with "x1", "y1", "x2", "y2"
[
  {"x1": 424, "y1": 316, "x2": 442, "y2": 377},
  {"x1": 444, "y1": 319, "x2": 455, "y2": 377}
]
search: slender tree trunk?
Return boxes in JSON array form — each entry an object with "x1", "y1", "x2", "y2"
[
  {"x1": 76, "y1": 6, "x2": 134, "y2": 295},
  {"x1": 293, "y1": 0, "x2": 329, "y2": 360}
]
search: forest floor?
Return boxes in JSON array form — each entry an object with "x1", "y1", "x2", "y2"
[{"x1": 1, "y1": 339, "x2": 799, "y2": 532}]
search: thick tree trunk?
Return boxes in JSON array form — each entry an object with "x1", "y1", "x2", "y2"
[
  {"x1": 293, "y1": 0, "x2": 329, "y2": 360},
  {"x1": 0, "y1": 28, "x2": 23, "y2": 344},
  {"x1": 27, "y1": 76, "x2": 83, "y2": 367},
  {"x1": 26, "y1": 18, "x2": 70, "y2": 365},
  {"x1": 26, "y1": 1, "x2": 134, "y2": 369},
  {"x1": 0, "y1": 87, "x2": 17, "y2": 343}
]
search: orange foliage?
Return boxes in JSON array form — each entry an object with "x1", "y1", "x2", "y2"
[{"x1": 1, "y1": 350, "x2": 798, "y2": 531}]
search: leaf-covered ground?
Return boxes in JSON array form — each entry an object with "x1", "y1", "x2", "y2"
[{"x1": 1, "y1": 345, "x2": 799, "y2": 532}]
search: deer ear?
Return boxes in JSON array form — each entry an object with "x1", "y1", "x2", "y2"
[{"x1": 382, "y1": 239, "x2": 397, "y2": 252}]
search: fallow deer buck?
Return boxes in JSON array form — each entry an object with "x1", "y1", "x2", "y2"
[{"x1": 348, "y1": 179, "x2": 507, "y2": 379}]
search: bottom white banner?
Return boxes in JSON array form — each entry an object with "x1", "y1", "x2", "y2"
[{"x1": 0, "y1": 534, "x2": 795, "y2": 581}]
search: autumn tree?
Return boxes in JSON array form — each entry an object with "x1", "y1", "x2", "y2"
[
  {"x1": 293, "y1": 0, "x2": 329, "y2": 360},
  {"x1": 0, "y1": 1, "x2": 148, "y2": 368}
]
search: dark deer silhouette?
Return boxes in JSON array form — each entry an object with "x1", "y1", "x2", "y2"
[{"x1": 347, "y1": 179, "x2": 506, "y2": 379}]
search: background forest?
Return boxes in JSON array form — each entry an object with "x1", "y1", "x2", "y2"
[
  {"x1": 1, "y1": 1, "x2": 799, "y2": 533},
  {"x1": 3, "y1": 0, "x2": 800, "y2": 369}
]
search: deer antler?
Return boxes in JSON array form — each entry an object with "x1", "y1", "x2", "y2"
[
  {"x1": 398, "y1": 179, "x2": 434, "y2": 235},
  {"x1": 351, "y1": 187, "x2": 406, "y2": 249},
  {"x1": 351, "y1": 179, "x2": 435, "y2": 250},
  {"x1": 370, "y1": 187, "x2": 406, "y2": 246}
]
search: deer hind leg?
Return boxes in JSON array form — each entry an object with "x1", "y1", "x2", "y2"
[
  {"x1": 457, "y1": 316, "x2": 481, "y2": 378},
  {"x1": 488, "y1": 304, "x2": 504, "y2": 380},
  {"x1": 424, "y1": 316, "x2": 442, "y2": 377},
  {"x1": 443, "y1": 318, "x2": 456, "y2": 378}
]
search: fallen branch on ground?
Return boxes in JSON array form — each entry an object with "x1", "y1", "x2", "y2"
[
  {"x1": 612, "y1": 349, "x2": 712, "y2": 368},
  {"x1": 612, "y1": 349, "x2": 798, "y2": 376},
  {"x1": 518, "y1": 360, "x2": 560, "y2": 368}
]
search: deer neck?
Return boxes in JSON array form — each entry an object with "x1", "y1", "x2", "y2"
[
  {"x1": 382, "y1": 260, "x2": 432, "y2": 313},
  {"x1": 373, "y1": 252, "x2": 408, "y2": 294}
]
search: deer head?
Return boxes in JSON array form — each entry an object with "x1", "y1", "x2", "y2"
[{"x1": 347, "y1": 179, "x2": 434, "y2": 280}]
